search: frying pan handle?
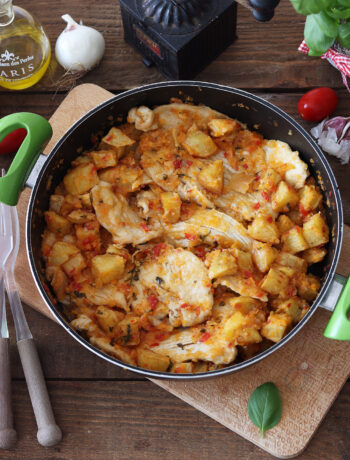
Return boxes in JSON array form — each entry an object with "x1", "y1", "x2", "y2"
[
  {"x1": 324, "y1": 276, "x2": 350, "y2": 340},
  {"x1": 0, "y1": 113, "x2": 52, "y2": 206}
]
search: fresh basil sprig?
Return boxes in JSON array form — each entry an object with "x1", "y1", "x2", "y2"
[
  {"x1": 289, "y1": 0, "x2": 350, "y2": 55},
  {"x1": 248, "y1": 382, "x2": 282, "y2": 438}
]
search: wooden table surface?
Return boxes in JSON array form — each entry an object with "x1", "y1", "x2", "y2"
[{"x1": 1, "y1": 1, "x2": 349, "y2": 459}]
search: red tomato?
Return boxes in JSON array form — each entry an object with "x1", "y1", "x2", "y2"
[
  {"x1": 297, "y1": 87, "x2": 338, "y2": 122},
  {"x1": 0, "y1": 128, "x2": 27, "y2": 155}
]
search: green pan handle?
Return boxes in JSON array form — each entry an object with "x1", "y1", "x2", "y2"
[
  {"x1": 324, "y1": 276, "x2": 350, "y2": 340},
  {"x1": 0, "y1": 112, "x2": 52, "y2": 206}
]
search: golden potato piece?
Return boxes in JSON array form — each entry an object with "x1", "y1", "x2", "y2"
[
  {"x1": 303, "y1": 213, "x2": 329, "y2": 248},
  {"x1": 117, "y1": 316, "x2": 141, "y2": 346},
  {"x1": 67, "y1": 210, "x2": 96, "y2": 224},
  {"x1": 137, "y1": 349, "x2": 170, "y2": 372},
  {"x1": 90, "y1": 150, "x2": 117, "y2": 169},
  {"x1": 208, "y1": 118, "x2": 240, "y2": 137},
  {"x1": 160, "y1": 192, "x2": 181, "y2": 224},
  {"x1": 170, "y1": 362, "x2": 194, "y2": 373},
  {"x1": 62, "y1": 252, "x2": 86, "y2": 277},
  {"x1": 276, "y1": 297, "x2": 305, "y2": 323},
  {"x1": 198, "y1": 160, "x2": 224, "y2": 194},
  {"x1": 96, "y1": 306, "x2": 125, "y2": 335},
  {"x1": 296, "y1": 273, "x2": 321, "y2": 302},
  {"x1": 91, "y1": 254, "x2": 126, "y2": 285},
  {"x1": 302, "y1": 247, "x2": 327, "y2": 265},
  {"x1": 275, "y1": 252, "x2": 307, "y2": 272},
  {"x1": 183, "y1": 131, "x2": 217, "y2": 158},
  {"x1": 261, "y1": 312, "x2": 292, "y2": 342},
  {"x1": 277, "y1": 214, "x2": 294, "y2": 234},
  {"x1": 64, "y1": 162, "x2": 99, "y2": 196},
  {"x1": 299, "y1": 185, "x2": 322, "y2": 212},
  {"x1": 100, "y1": 127, "x2": 135, "y2": 158},
  {"x1": 45, "y1": 211, "x2": 72, "y2": 236},
  {"x1": 48, "y1": 241, "x2": 79, "y2": 266},
  {"x1": 248, "y1": 216, "x2": 279, "y2": 244},
  {"x1": 206, "y1": 250, "x2": 237, "y2": 279},
  {"x1": 281, "y1": 226, "x2": 309, "y2": 253},
  {"x1": 258, "y1": 167, "x2": 281, "y2": 193},
  {"x1": 272, "y1": 181, "x2": 299, "y2": 213},
  {"x1": 252, "y1": 241, "x2": 278, "y2": 273},
  {"x1": 261, "y1": 268, "x2": 289, "y2": 295}
]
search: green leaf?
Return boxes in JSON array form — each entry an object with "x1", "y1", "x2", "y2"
[
  {"x1": 338, "y1": 21, "x2": 350, "y2": 47},
  {"x1": 337, "y1": 0, "x2": 350, "y2": 7},
  {"x1": 328, "y1": 7, "x2": 350, "y2": 19},
  {"x1": 290, "y1": 0, "x2": 336, "y2": 15},
  {"x1": 248, "y1": 382, "x2": 282, "y2": 438},
  {"x1": 304, "y1": 14, "x2": 337, "y2": 54}
]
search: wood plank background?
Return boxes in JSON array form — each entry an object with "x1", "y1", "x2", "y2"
[{"x1": 0, "y1": 0, "x2": 349, "y2": 458}]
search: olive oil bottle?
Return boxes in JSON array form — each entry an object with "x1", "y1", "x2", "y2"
[{"x1": 0, "y1": 0, "x2": 50, "y2": 89}]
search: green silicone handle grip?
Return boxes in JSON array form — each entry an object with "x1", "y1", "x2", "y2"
[
  {"x1": 324, "y1": 276, "x2": 350, "y2": 341},
  {"x1": 0, "y1": 113, "x2": 52, "y2": 206}
]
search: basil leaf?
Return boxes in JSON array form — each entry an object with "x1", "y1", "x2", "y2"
[
  {"x1": 290, "y1": 0, "x2": 335, "y2": 15},
  {"x1": 305, "y1": 14, "x2": 336, "y2": 55},
  {"x1": 338, "y1": 21, "x2": 350, "y2": 48},
  {"x1": 337, "y1": 0, "x2": 350, "y2": 7},
  {"x1": 328, "y1": 7, "x2": 350, "y2": 20},
  {"x1": 248, "y1": 382, "x2": 282, "y2": 438}
]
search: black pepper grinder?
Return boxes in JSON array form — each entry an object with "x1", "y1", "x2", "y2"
[{"x1": 249, "y1": 0, "x2": 280, "y2": 21}]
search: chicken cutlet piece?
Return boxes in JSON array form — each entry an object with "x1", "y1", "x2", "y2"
[
  {"x1": 91, "y1": 182, "x2": 162, "y2": 245},
  {"x1": 135, "y1": 245, "x2": 213, "y2": 327}
]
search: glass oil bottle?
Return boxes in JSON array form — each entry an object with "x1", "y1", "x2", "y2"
[{"x1": 0, "y1": 0, "x2": 51, "y2": 89}]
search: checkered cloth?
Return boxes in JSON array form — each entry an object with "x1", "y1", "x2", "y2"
[{"x1": 298, "y1": 40, "x2": 350, "y2": 92}]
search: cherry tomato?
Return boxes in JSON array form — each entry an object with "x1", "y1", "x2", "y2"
[
  {"x1": 298, "y1": 87, "x2": 338, "y2": 122},
  {"x1": 0, "y1": 128, "x2": 27, "y2": 155}
]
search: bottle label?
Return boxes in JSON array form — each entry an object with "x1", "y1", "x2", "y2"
[{"x1": 0, "y1": 49, "x2": 35, "y2": 80}]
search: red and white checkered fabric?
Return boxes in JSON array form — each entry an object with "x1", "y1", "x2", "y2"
[{"x1": 298, "y1": 40, "x2": 350, "y2": 92}]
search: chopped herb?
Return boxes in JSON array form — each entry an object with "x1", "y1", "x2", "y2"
[
  {"x1": 177, "y1": 343, "x2": 186, "y2": 349},
  {"x1": 163, "y1": 174, "x2": 168, "y2": 180},
  {"x1": 109, "y1": 326, "x2": 114, "y2": 332},
  {"x1": 121, "y1": 324, "x2": 132, "y2": 345},
  {"x1": 200, "y1": 328, "x2": 206, "y2": 333},
  {"x1": 177, "y1": 173, "x2": 186, "y2": 178},
  {"x1": 57, "y1": 228, "x2": 61, "y2": 233},
  {"x1": 97, "y1": 310, "x2": 103, "y2": 315},
  {"x1": 219, "y1": 301, "x2": 225, "y2": 306},
  {"x1": 199, "y1": 230, "x2": 211, "y2": 241},
  {"x1": 109, "y1": 338, "x2": 116, "y2": 346},
  {"x1": 156, "y1": 276, "x2": 164, "y2": 285},
  {"x1": 74, "y1": 290, "x2": 86, "y2": 298}
]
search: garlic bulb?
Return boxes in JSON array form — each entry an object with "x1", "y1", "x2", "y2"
[{"x1": 55, "y1": 14, "x2": 105, "y2": 74}]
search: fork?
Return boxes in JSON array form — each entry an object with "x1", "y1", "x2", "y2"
[
  {"x1": 0, "y1": 197, "x2": 17, "y2": 449},
  {"x1": 3, "y1": 196, "x2": 62, "y2": 447}
]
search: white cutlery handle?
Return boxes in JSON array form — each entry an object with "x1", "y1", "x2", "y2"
[
  {"x1": 17, "y1": 338, "x2": 62, "y2": 447},
  {"x1": 0, "y1": 338, "x2": 17, "y2": 449}
]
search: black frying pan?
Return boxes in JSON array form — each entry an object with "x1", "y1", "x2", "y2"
[{"x1": 0, "y1": 82, "x2": 349, "y2": 380}]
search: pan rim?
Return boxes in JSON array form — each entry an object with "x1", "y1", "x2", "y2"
[{"x1": 26, "y1": 81, "x2": 343, "y2": 380}]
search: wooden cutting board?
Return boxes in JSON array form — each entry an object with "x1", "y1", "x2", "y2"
[{"x1": 15, "y1": 84, "x2": 350, "y2": 458}]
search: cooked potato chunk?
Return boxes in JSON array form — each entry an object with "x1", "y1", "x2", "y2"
[
  {"x1": 276, "y1": 297, "x2": 305, "y2": 323},
  {"x1": 117, "y1": 316, "x2": 140, "y2": 346},
  {"x1": 282, "y1": 226, "x2": 309, "y2": 253},
  {"x1": 206, "y1": 250, "x2": 237, "y2": 279},
  {"x1": 296, "y1": 273, "x2": 321, "y2": 302},
  {"x1": 233, "y1": 249, "x2": 254, "y2": 273},
  {"x1": 160, "y1": 192, "x2": 181, "y2": 224},
  {"x1": 48, "y1": 241, "x2": 79, "y2": 266},
  {"x1": 208, "y1": 118, "x2": 240, "y2": 137},
  {"x1": 275, "y1": 252, "x2": 307, "y2": 272},
  {"x1": 171, "y1": 362, "x2": 194, "y2": 373},
  {"x1": 277, "y1": 215, "x2": 294, "y2": 234},
  {"x1": 90, "y1": 150, "x2": 117, "y2": 169},
  {"x1": 64, "y1": 162, "x2": 99, "y2": 195},
  {"x1": 272, "y1": 181, "x2": 299, "y2": 212},
  {"x1": 75, "y1": 221, "x2": 100, "y2": 252},
  {"x1": 248, "y1": 216, "x2": 279, "y2": 244},
  {"x1": 50, "y1": 267, "x2": 68, "y2": 302},
  {"x1": 183, "y1": 131, "x2": 217, "y2": 157},
  {"x1": 303, "y1": 213, "x2": 329, "y2": 248},
  {"x1": 261, "y1": 268, "x2": 289, "y2": 295},
  {"x1": 261, "y1": 312, "x2": 292, "y2": 342},
  {"x1": 299, "y1": 185, "x2": 322, "y2": 212},
  {"x1": 252, "y1": 241, "x2": 278, "y2": 273},
  {"x1": 96, "y1": 306, "x2": 125, "y2": 334},
  {"x1": 137, "y1": 349, "x2": 170, "y2": 371},
  {"x1": 100, "y1": 127, "x2": 135, "y2": 158},
  {"x1": 62, "y1": 252, "x2": 86, "y2": 277},
  {"x1": 49, "y1": 195, "x2": 64, "y2": 214},
  {"x1": 67, "y1": 210, "x2": 96, "y2": 224},
  {"x1": 258, "y1": 167, "x2": 281, "y2": 193},
  {"x1": 79, "y1": 193, "x2": 92, "y2": 209},
  {"x1": 91, "y1": 254, "x2": 126, "y2": 285},
  {"x1": 223, "y1": 311, "x2": 262, "y2": 345},
  {"x1": 45, "y1": 211, "x2": 72, "y2": 235},
  {"x1": 198, "y1": 160, "x2": 224, "y2": 194},
  {"x1": 302, "y1": 247, "x2": 327, "y2": 265}
]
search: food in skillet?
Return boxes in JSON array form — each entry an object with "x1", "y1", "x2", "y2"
[{"x1": 42, "y1": 102, "x2": 329, "y2": 373}]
